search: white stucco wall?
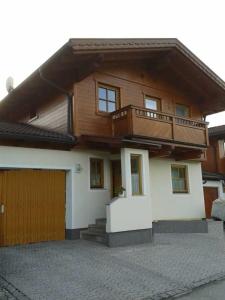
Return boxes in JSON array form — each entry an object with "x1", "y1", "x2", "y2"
[
  {"x1": 150, "y1": 158, "x2": 205, "y2": 220},
  {"x1": 0, "y1": 146, "x2": 206, "y2": 233},
  {"x1": 203, "y1": 180, "x2": 225, "y2": 200},
  {"x1": 106, "y1": 148, "x2": 152, "y2": 233},
  {"x1": 0, "y1": 146, "x2": 111, "y2": 230}
]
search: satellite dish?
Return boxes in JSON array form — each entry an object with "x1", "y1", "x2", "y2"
[{"x1": 6, "y1": 76, "x2": 14, "y2": 93}]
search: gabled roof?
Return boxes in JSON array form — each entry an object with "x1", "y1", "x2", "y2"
[
  {"x1": 0, "y1": 121, "x2": 76, "y2": 146},
  {"x1": 1, "y1": 38, "x2": 225, "y2": 119},
  {"x1": 69, "y1": 38, "x2": 225, "y2": 90},
  {"x1": 209, "y1": 125, "x2": 225, "y2": 137}
]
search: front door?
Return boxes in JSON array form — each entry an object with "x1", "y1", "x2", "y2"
[{"x1": 111, "y1": 160, "x2": 122, "y2": 197}]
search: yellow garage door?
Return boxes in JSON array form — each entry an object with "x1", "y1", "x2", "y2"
[{"x1": 0, "y1": 169, "x2": 65, "y2": 246}]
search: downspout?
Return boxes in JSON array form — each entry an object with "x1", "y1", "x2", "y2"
[{"x1": 38, "y1": 69, "x2": 74, "y2": 135}]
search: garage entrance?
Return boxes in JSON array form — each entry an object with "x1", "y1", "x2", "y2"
[
  {"x1": 0, "y1": 169, "x2": 66, "y2": 246},
  {"x1": 203, "y1": 187, "x2": 219, "y2": 218}
]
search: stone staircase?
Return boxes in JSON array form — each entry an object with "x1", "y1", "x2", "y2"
[{"x1": 80, "y1": 218, "x2": 108, "y2": 245}]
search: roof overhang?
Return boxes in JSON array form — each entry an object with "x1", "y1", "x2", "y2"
[
  {"x1": 203, "y1": 171, "x2": 225, "y2": 181},
  {"x1": 1, "y1": 38, "x2": 225, "y2": 120}
]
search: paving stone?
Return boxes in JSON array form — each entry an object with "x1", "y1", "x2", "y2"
[{"x1": 0, "y1": 221, "x2": 225, "y2": 300}]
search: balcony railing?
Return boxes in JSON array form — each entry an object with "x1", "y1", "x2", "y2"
[{"x1": 111, "y1": 105, "x2": 208, "y2": 147}]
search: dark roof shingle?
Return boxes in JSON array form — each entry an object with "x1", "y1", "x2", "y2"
[
  {"x1": 209, "y1": 125, "x2": 225, "y2": 137},
  {"x1": 0, "y1": 121, "x2": 76, "y2": 145}
]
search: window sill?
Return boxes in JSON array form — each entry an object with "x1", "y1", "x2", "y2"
[{"x1": 90, "y1": 187, "x2": 107, "y2": 191}]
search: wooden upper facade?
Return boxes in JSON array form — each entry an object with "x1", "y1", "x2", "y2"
[
  {"x1": 0, "y1": 39, "x2": 225, "y2": 156},
  {"x1": 73, "y1": 63, "x2": 208, "y2": 151}
]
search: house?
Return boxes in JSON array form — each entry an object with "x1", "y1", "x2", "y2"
[
  {"x1": 0, "y1": 38, "x2": 225, "y2": 247},
  {"x1": 202, "y1": 125, "x2": 225, "y2": 218}
]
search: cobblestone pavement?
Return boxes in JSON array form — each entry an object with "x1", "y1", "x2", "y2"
[{"x1": 0, "y1": 221, "x2": 225, "y2": 300}]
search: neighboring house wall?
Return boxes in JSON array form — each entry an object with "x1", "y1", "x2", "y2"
[
  {"x1": 20, "y1": 95, "x2": 68, "y2": 133},
  {"x1": 202, "y1": 142, "x2": 218, "y2": 173},
  {"x1": 202, "y1": 137, "x2": 225, "y2": 174},
  {"x1": 73, "y1": 63, "x2": 203, "y2": 137},
  {"x1": 150, "y1": 158, "x2": 205, "y2": 220}
]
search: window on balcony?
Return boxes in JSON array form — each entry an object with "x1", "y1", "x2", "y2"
[
  {"x1": 90, "y1": 158, "x2": 104, "y2": 189},
  {"x1": 175, "y1": 104, "x2": 190, "y2": 118},
  {"x1": 171, "y1": 165, "x2": 189, "y2": 193},
  {"x1": 98, "y1": 84, "x2": 119, "y2": 113},
  {"x1": 144, "y1": 96, "x2": 161, "y2": 118},
  {"x1": 131, "y1": 155, "x2": 142, "y2": 195}
]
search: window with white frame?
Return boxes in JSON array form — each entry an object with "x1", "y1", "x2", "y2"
[{"x1": 130, "y1": 154, "x2": 143, "y2": 195}]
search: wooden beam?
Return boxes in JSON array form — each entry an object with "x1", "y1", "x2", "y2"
[
  {"x1": 149, "y1": 145, "x2": 173, "y2": 158},
  {"x1": 149, "y1": 149, "x2": 172, "y2": 158},
  {"x1": 174, "y1": 150, "x2": 203, "y2": 161},
  {"x1": 78, "y1": 135, "x2": 122, "y2": 146}
]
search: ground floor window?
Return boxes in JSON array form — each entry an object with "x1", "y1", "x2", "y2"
[
  {"x1": 90, "y1": 158, "x2": 104, "y2": 189},
  {"x1": 130, "y1": 154, "x2": 142, "y2": 195},
  {"x1": 171, "y1": 165, "x2": 188, "y2": 193}
]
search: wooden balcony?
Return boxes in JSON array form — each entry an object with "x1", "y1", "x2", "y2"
[{"x1": 111, "y1": 105, "x2": 208, "y2": 148}]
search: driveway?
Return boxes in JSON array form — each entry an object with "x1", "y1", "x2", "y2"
[{"x1": 1, "y1": 221, "x2": 225, "y2": 300}]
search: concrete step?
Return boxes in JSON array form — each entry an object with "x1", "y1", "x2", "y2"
[
  {"x1": 81, "y1": 230, "x2": 108, "y2": 245},
  {"x1": 88, "y1": 224, "x2": 106, "y2": 234},
  {"x1": 96, "y1": 218, "x2": 106, "y2": 226}
]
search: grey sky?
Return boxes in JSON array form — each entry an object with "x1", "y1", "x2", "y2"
[{"x1": 0, "y1": 0, "x2": 224, "y2": 127}]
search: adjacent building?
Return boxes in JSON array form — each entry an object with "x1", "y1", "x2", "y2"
[{"x1": 202, "y1": 125, "x2": 225, "y2": 218}]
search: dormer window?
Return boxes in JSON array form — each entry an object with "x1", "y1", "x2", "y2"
[{"x1": 98, "y1": 84, "x2": 119, "y2": 113}]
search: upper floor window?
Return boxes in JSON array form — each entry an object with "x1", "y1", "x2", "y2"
[
  {"x1": 171, "y1": 165, "x2": 189, "y2": 193},
  {"x1": 98, "y1": 84, "x2": 119, "y2": 113},
  {"x1": 175, "y1": 104, "x2": 190, "y2": 118},
  {"x1": 144, "y1": 96, "x2": 161, "y2": 111}
]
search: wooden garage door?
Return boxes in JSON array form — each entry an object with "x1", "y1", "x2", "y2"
[
  {"x1": 0, "y1": 169, "x2": 65, "y2": 246},
  {"x1": 203, "y1": 187, "x2": 219, "y2": 218}
]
